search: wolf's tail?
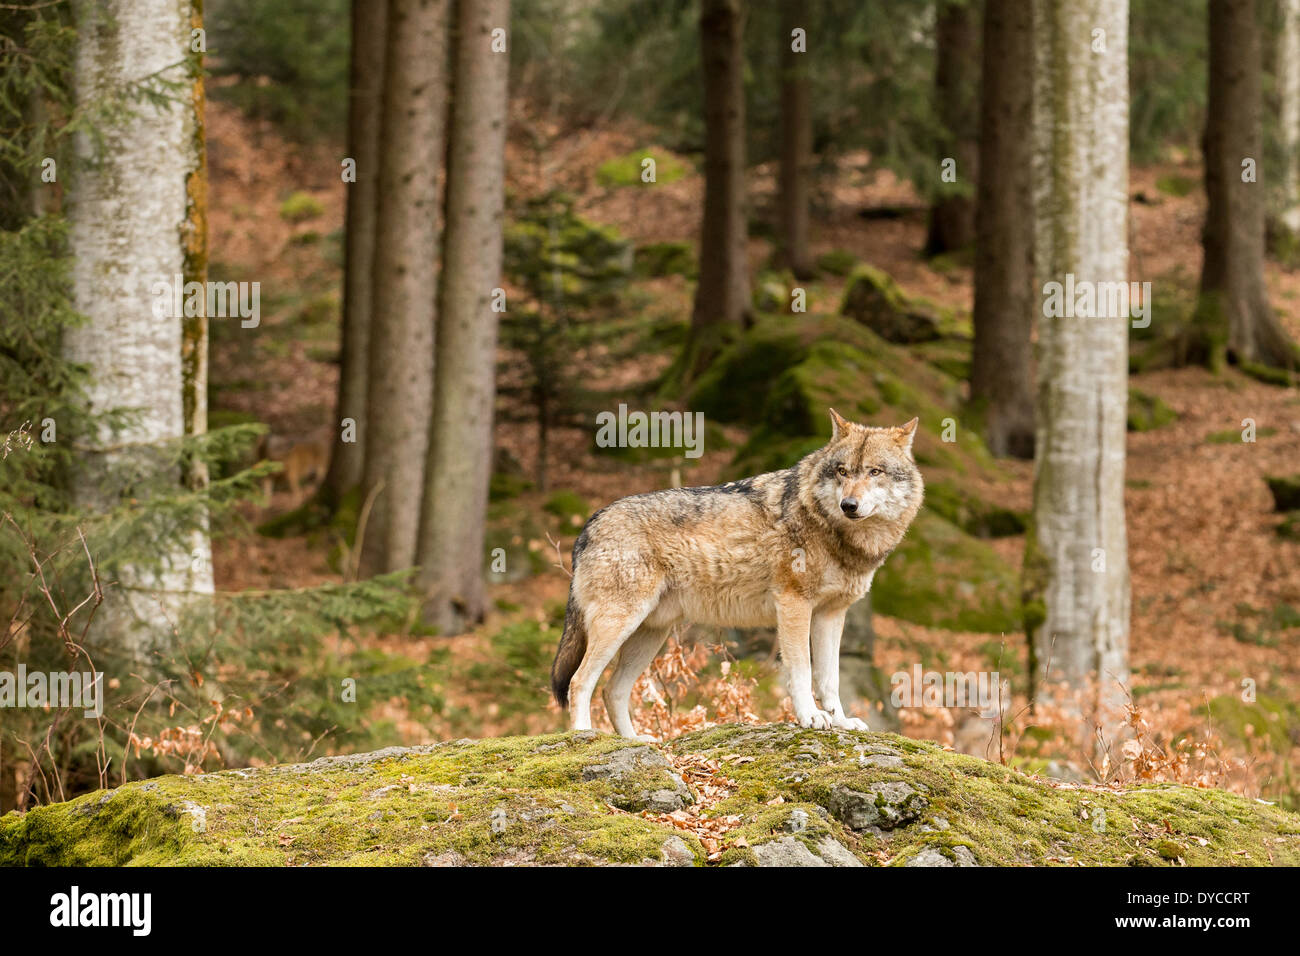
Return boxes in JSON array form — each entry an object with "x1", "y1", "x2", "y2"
[{"x1": 551, "y1": 590, "x2": 587, "y2": 708}]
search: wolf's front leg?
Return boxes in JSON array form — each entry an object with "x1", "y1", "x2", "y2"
[
  {"x1": 811, "y1": 605, "x2": 869, "y2": 731},
  {"x1": 776, "y1": 594, "x2": 832, "y2": 729}
]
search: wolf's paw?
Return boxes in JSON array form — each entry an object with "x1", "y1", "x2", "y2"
[
  {"x1": 634, "y1": 733, "x2": 658, "y2": 743},
  {"x1": 797, "y1": 709, "x2": 834, "y2": 730},
  {"x1": 833, "y1": 715, "x2": 870, "y2": 732}
]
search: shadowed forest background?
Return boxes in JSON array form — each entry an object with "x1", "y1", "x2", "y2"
[{"x1": 2, "y1": 0, "x2": 1299, "y2": 824}]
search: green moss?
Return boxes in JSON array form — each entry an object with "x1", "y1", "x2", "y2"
[
  {"x1": 688, "y1": 314, "x2": 994, "y2": 480},
  {"x1": 840, "y1": 265, "x2": 945, "y2": 343},
  {"x1": 872, "y1": 511, "x2": 1022, "y2": 633},
  {"x1": 816, "y1": 249, "x2": 857, "y2": 277},
  {"x1": 1207, "y1": 426, "x2": 1276, "y2": 444},
  {"x1": 634, "y1": 241, "x2": 696, "y2": 278},
  {"x1": 1195, "y1": 693, "x2": 1300, "y2": 754},
  {"x1": 595, "y1": 149, "x2": 689, "y2": 188},
  {"x1": 925, "y1": 480, "x2": 1027, "y2": 538},
  {"x1": 1265, "y1": 475, "x2": 1300, "y2": 512},
  {"x1": 1155, "y1": 174, "x2": 1196, "y2": 197},
  {"x1": 489, "y1": 471, "x2": 533, "y2": 502},
  {"x1": 1126, "y1": 388, "x2": 1178, "y2": 432},
  {"x1": 542, "y1": 489, "x2": 589, "y2": 522},
  {"x1": 1239, "y1": 361, "x2": 1297, "y2": 388},
  {"x1": 278, "y1": 191, "x2": 324, "y2": 223},
  {"x1": 7, "y1": 724, "x2": 1296, "y2": 866}
]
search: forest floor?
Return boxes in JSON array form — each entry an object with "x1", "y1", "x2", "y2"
[{"x1": 203, "y1": 100, "x2": 1300, "y2": 805}]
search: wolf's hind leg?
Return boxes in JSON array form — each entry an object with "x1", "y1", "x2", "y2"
[
  {"x1": 568, "y1": 603, "x2": 655, "y2": 732},
  {"x1": 602, "y1": 626, "x2": 669, "y2": 739},
  {"x1": 811, "y1": 606, "x2": 867, "y2": 731}
]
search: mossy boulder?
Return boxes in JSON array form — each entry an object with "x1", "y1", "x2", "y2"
[
  {"x1": 595, "y1": 149, "x2": 689, "y2": 188},
  {"x1": 873, "y1": 510, "x2": 1021, "y2": 633},
  {"x1": 687, "y1": 314, "x2": 1019, "y2": 633},
  {"x1": 634, "y1": 240, "x2": 696, "y2": 278},
  {"x1": 1265, "y1": 475, "x2": 1300, "y2": 512},
  {"x1": 925, "y1": 479, "x2": 1027, "y2": 539},
  {"x1": 688, "y1": 314, "x2": 995, "y2": 481},
  {"x1": 1127, "y1": 388, "x2": 1178, "y2": 432},
  {"x1": 816, "y1": 249, "x2": 857, "y2": 277},
  {"x1": 5, "y1": 724, "x2": 1297, "y2": 867},
  {"x1": 840, "y1": 265, "x2": 944, "y2": 344}
]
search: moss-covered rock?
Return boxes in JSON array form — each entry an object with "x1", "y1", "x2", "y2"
[
  {"x1": 816, "y1": 248, "x2": 857, "y2": 277},
  {"x1": 687, "y1": 314, "x2": 993, "y2": 480},
  {"x1": 1127, "y1": 388, "x2": 1178, "y2": 432},
  {"x1": 634, "y1": 240, "x2": 696, "y2": 278},
  {"x1": 873, "y1": 510, "x2": 1021, "y2": 633},
  {"x1": 1265, "y1": 475, "x2": 1300, "y2": 512},
  {"x1": 840, "y1": 265, "x2": 945, "y2": 343},
  {"x1": 925, "y1": 479, "x2": 1027, "y2": 539},
  {"x1": 6, "y1": 724, "x2": 1296, "y2": 867},
  {"x1": 595, "y1": 149, "x2": 689, "y2": 188},
  {"x1": 686, "y1": 315, "x2": 1019, "y2": 633}
]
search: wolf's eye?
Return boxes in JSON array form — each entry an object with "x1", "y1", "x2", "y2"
[
  {"x1": 836, "y1": 466, "x2": 849, "y2": 478},
  {"x1": 869, "y1": 467, "x2": 883, "y2": 477}
]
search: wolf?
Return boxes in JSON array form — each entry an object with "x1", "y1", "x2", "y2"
[{"x1": 550, "y1": 409, "x2": 924, "y2": 738}]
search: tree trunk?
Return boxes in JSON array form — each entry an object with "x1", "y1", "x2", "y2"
[
  {"x1": 65, "y1": 0, "x2": 213, "y2": 658},
  {"x1": 1201, "y1": 0, "x2": 1297, "y2": 368},
  {"x1": 416, "y1": 0, "x2": 510, "y2": 633},
  {"x1": 325, "y1": 0, "x2": 388, "y2": 505},
  {"x1": 1027, "y1": 0, "x2": 1131, "y2": 750},
  {"x1": 925, "y1": 0, "x2": 980, "y2": 255},
  {"x1": 685, "y1": 0, "x2": 748, "y2": 376},
  {"x1": 777, "y1": 2, "x2": 812, "y2": 280},
  {"x1": 1280, "y1": 0, "x2": 1300, "y2": 234},
  {"x1": 359, "y1": 0, "x2": 449, "y2": 576},
  {"x1": 971, "y1": 0, "x2": 1035, "y2": 459},
  {"x1": 181, "y1": 0, "x2": 214, "y2": 601}
]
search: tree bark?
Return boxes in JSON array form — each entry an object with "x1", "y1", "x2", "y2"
[
  {"x1": 777, "y1": 1, "x2": 812, "y2": 280},
  {"x1": 65, "y1": 0, "x2": 213, "y2": 658},
  {"x1": 1028, "y1": 0, "x2": 1131, "y2": 747},
  {"x1": 685, "y1": 0, "x2": 748, "y2": 376},
  {"x1": 971, "y1": 0, "x2": 1035, "y2": 459},
  {"x1": 925, "y1": 0, "x2": 980, "y2": 255},
  {"x1": 325, "y1": 0, "x2": 388, "y2": 505},
  {"x1": 359, "y1": 0, "x2": 449, "y2": 576},
  {"x1": 416, "y1": 0, "x2": 510, "y2": 633},
  {"x1": 1280, "y1": 0, "x2": 1300, "y2": 234},
  {"x1": 1201, "y1": 0, "x2": 1297, "y2": 368}
]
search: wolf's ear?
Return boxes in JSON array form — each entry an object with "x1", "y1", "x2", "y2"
[
  {"x1": 829, "y1": 408, "x2": 850, "y2": 439},
  {"x1": 894, "y1": 417, "x2": 919, "y2": 452}
]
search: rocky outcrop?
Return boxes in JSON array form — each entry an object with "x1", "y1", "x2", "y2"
[{"x1": 3, "y1": 723, "x2": 1298, "y2": 867}]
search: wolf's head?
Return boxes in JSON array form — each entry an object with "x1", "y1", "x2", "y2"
[{"x1": 811, "y1": 409, "x2": 924, "y2": 526}]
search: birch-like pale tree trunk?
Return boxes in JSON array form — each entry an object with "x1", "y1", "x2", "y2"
[
  {"x1": 359, "y1": 0, "x2": 449, "y2": 576},
  {"x1": 416, "y1": 0, "x2": 510, "y2": 633},
  {"x1": 1279, "y1": 0, "x2": 1300, "y2": 234},
  {"x1": 325, "y1": 0, "x2": 388, "y2": 505},
  {"x1": 1028, "y1": 0, "x2": 1131, "y2": 748},
  {"x1": 65, "y1": 0, "x2": 213, "y2": 658}
]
